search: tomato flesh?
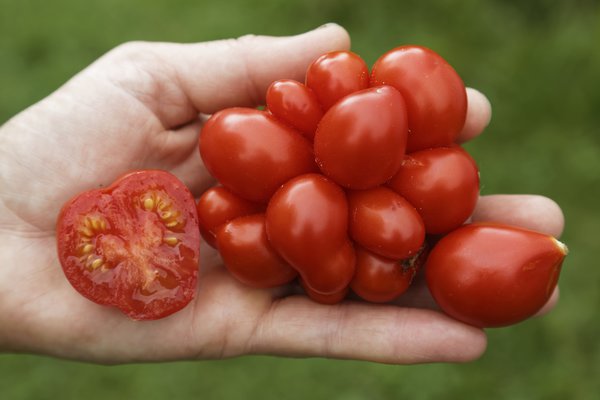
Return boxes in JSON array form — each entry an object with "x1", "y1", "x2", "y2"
[{"x1": 56, "y1": 170, "x2": 200, "y2": 320}]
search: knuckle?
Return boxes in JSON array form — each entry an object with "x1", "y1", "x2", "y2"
[
  {"x1": 104, "y1": 41, "x2": 154, "y2": 63},
  {"x1": 235, "y1": 34, "x2": 259, "y2": 45}
]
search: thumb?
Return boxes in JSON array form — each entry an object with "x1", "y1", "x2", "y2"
[{"x1": 93, "y1": 24, "x2": 350, "y2": 127}]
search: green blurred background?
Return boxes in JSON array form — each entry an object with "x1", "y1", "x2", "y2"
[{"x1": 1, "y1": 0, "x2": 598, "y2": 398}]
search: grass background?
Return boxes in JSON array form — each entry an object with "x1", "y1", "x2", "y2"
[{"x1": 1, "y1": 0, "x2": 599, "y2": 398}]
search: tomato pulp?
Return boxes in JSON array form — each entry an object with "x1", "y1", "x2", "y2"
[{"x1": 56, "y1": 170, "x2": 200, "y2": 320}]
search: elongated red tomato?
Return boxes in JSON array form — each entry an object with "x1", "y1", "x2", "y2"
[
  {"x1": 216, "y1": 214, "x2": 297, "y2": 288},
  {"x1": 388, "y1": 146, "x2": 479, "y2": 234},
  {"x1": 348, "y1": 187, "x2": 425, "y2": 259},
  {"x1": 266, "y1": 79, "x2": 323, "y2": 140},
  {"x1": 426, "y1": 223, "x2": 568, "y2": 327},
  {"x1": 196, "y1": 186, "x2": 264, "y2": 248},
  {"x1": 266, "y1": 174, "x2": 355, "y2": 294},
  {"x1": 306, "y1": 51, "x2": 370, "y2": 110},
  {"x1": 314, "y1": 86, "x2": 408, "y2": 189},
  {"x1": 56, "y1": 170, "x2": 200, "y2": 320},
  {"x1": 199, "y1": 108, "x2": 317, "y2": 202},
  {"x1": 351, "y1": 246, "x2": 426, "y2": 303},
  {"x1": 371, "y1": 45, "x2": 467, "y2": 152}
]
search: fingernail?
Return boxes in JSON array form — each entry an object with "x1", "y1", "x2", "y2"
[{"x1": 317, "y1": 22, "x2": 336, "y2": 30}]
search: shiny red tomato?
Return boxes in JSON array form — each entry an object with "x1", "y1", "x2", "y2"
[
  {"x1": 314, "y1": 86, "x2": 408, "y2": 189},
  {"x1": 216, "y1": 214, "x2": 297, "y2": 288},
  {"x1": 306, "y1": 51, "x2": 369, "y2": 110},
  {"x1": 265, "y1": 173, "x2": 355, "y2": 294},
  {"x1": 426, "y1": 223, "x2": 568, "y2": 327},
  {"x1": 371, "y1": 45, "x2": 467, "y2": 152},
  {"x1": 348, "y1": 187, "x2": 425, "y2": 260},
  {"x1": 351, "y1": 246, "x2": 427, "y2": 303},
  {"x1": 388, "y1": 146, "x2": 479, "y2": 234},
  {"x1": 196, "y1": 186, "x2": 264, "y2": 248},
  {"x1": 199, "y1": 108, "x2": 317, "y2": 202},
  {"x1": 56, "y1": 170, "x2": 200, "y2": 320},
  {"x1": 266, "y1": 79, "x2": 323, "y2": 140}
]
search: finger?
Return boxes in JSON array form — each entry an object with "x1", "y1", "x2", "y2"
[
  {"x1": 457, "y1": 88, "x2": 492, "y2": 143},
  {"x1": 249, "y1": 296, "x2": 486, "y2": 364},
  {"x1": 96, "y1": 24, "x2": 350, "y2": 128},
  {"x1": 471, "y1": 194, "x2": 565, "y2": 237},
  {"x1": 153, "y1": 118, "x2": 216, "y2": 196}
]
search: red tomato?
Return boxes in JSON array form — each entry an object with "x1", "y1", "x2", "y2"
[
  {"x1": 216, "y1": 214, "x2": 297, "y2": 288},
  {"x1": 314, "y1": 86, "x2": 408, "y2": 189},
  {"x1": 306, "y1": 51, "x2": 370, "y2": 110},
  {"x1": 388, "y1": 146, "x2": 479, "y2": 234},
  {"x1": 371, "y1": 45, "x2": 467, "y2": 152},
  {"x1": 196, "y1": 186, "x2": 264, "y2": 248},
  {"x1": 266, "y1": 79, "x2": 323, "y2": 140},
  {"x1": 300, "y1": 279, "x2": 349, "y2": 305},
  {"x1": 348, "y1": 187, "x2": 425, "y2": 259},
  {"x1": 199, "y1": 108, "x2": 317, "y2": 202},
  {"x1": 351, "y1": 246, "x2": 427, "y2": 303},
  {"x1": 265, "y1": 174, "x2": 355, "y2": 294},
  {"x1": 425, "y1": 223, "x2": 568, "y2": 328},
  {"x1": 56, "y1": 170, "x2": 200, "y2": 320}
]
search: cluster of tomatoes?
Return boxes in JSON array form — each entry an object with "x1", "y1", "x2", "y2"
[
  {"x1": 198, "y1": 46, "x2": 480, "y2": 304},
  {"x1": 57, "y1": 45, "x2": 567, "y2": 326}
]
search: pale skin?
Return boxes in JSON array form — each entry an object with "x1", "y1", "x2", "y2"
[{"x1": 0, "y1": 24, "x2": 564, "y2": 364}]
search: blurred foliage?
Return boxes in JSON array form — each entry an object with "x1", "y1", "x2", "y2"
[{"x1": 1, "y1": 0, "x2": 599, "y2": 399}]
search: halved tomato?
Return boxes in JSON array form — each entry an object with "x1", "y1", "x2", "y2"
[{"x1": 56, "y1": 170, "x2": 200, "y2": 320}]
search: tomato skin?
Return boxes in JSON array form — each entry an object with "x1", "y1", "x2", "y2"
[
  {"x1": 56, "y1": 170, "x2": 200, "y2": 320},
  {"x1": 266, "y1": 79, "x2": 323, "y2": 140},
  {"x1": 306, "y1": 51, "x2": 370, "y2": 110},
  {"x1": 371, "y1": 45, "x2": 467, "y2": 152},
  {"x1": 216, "y1": 214, "x2": 297, "y2": 288},
  {"x1": 314, "y1": 86, "x2": 408, "y2": 189},
  {"x1": 265, "y1": 173, "x2": 355, "y2": 294},
  {"x1": 425, "y1": 223, "x2": 568, "y2": 328},
  {"x1": 301, "y1": 279, "x2": 349, "y2": 305},
  {"x1": 351, "y1": 246, "x2": 425, "y2": 303},
  {"x1": 348, "y1": 187, "x2": 425, "y2": 260},
  {"x1": 388, "y1": 146, "x2": 479, "y2": 235},
  {"x1": 196, "y1": 186, "x2": 264, "y2": 248},
  {"x1": 199, "y1": 108, "x2": 317, "y2": 202}
]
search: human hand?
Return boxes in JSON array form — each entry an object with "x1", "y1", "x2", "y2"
[{"x1": 0, "y1": 24, "x2": 564, "y2": 364}]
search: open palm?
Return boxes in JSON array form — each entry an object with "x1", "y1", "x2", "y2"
[{"x1": 0, "y1": 25, "x2": 564, "y2": 364}]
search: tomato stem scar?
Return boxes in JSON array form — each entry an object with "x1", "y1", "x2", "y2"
[{"x1": 552, "y1": 238, "x2": 569, "y2": 256}]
